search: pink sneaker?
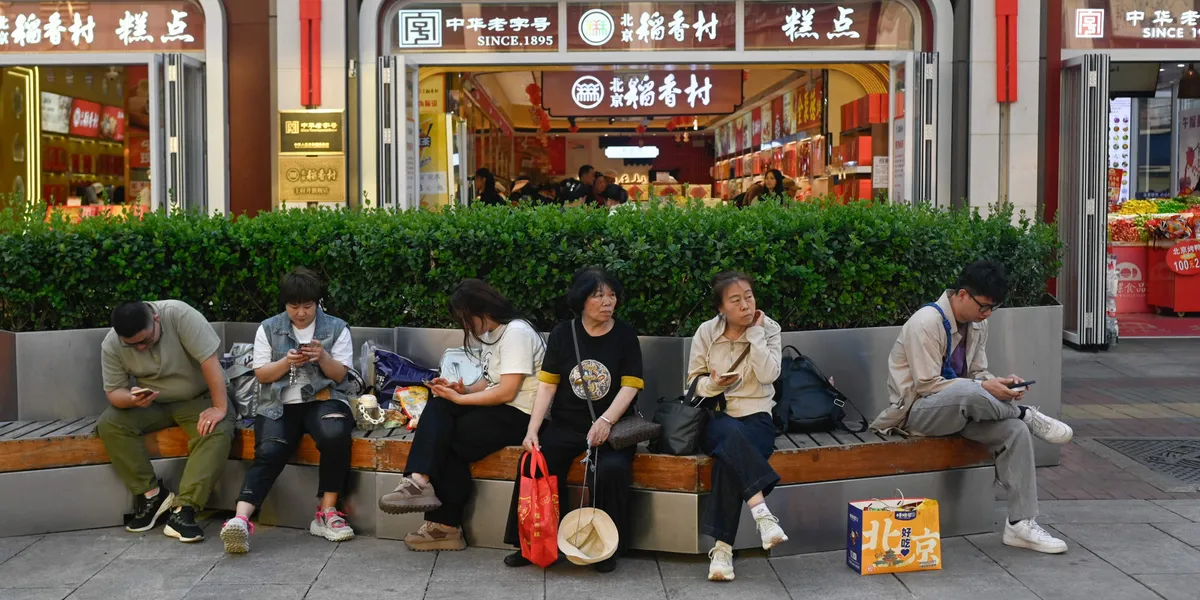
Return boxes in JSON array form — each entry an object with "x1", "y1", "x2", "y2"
[{"x1": 310, "y1": 507, "x2": 355, "y2": 542}]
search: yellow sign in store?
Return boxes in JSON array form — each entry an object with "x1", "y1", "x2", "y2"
[{"x1": 279, "y1": 155, "x2": 346, "y2": 203}]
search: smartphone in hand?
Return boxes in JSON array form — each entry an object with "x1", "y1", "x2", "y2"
[
  {"x1": 131, "y1": 387, "x2": 155, "y2": 398},
  {"x1": 1007, "y1": 380, "x2": 1035, "y2": 391}
]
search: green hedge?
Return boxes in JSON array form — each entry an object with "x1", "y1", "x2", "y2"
[{"x1": 0, "y1": 201, "x2": 1059, "y2": 334}]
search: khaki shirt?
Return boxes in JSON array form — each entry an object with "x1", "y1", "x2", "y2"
[
  {"x1": 686, "y1": 314, "x2": 783, "y2": 418},
  {"x1": 870, "y1": 292, "x2": 995, "y2": 433},
  {"x1": 101, "y1": 300, "x2": 221, "y2": 403}
]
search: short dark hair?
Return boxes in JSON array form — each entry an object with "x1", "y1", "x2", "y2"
[
  {"x1": 111, "y1": 301, "x2": 153, "y2": 338},
  {"x1": 711, "y1": 271, "x2": 755, "y2": 311},
  {"x1": 567, "y1": 267, "x2": 624, "y2": 314},
  {"x1": 279, "y1": 267, "x2": 325, "y2": 306},
  {"x1": 578, "y1": 164, "x2": 594, "y2": 179},
  {"x1": 952, "y1": 260, "x2": 1009, "y2": 303}
]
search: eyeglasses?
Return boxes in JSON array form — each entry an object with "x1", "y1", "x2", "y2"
[
  {"x1": 967, "y1": 292, "x2": 1001, "y2": 313},
  {"x1": 120, "y1": 322, "x2": 159, "y2": 350}
]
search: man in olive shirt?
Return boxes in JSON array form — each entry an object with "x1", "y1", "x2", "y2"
[{"x1": 97, "y1": 300, "x2": 233, "y2": 543}]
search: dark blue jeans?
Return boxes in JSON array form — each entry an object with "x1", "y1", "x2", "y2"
[{"x1": 701, "y1": 411, "x2": 779, "y2": 544}]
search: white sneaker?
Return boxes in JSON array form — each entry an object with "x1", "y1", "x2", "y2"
[
  {"x1": 309, "y1": 508, "x2": 355, "y2": 542},
  {"x1": 220, "y1": 516, "x2": 253, "y2": 554},
  {"x1": 1021, "y1": 407, "x2": 1074, "y2": 445},
  {"x1": 1003, "y1": 518, "x2": 1068, "y2": 554},
  {"x1": 707, "y1": 542, "x2": 735, "y2": 582},
  {"x1": 755, "y1": 513, "x2": 789, "y2": 550}
]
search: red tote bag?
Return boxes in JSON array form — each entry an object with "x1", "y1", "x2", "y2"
[{"x1": 517, "y1": 448, "x2": 560, "y2": 568}]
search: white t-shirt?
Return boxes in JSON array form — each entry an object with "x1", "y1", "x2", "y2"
[
  {"x1": 253, "y1": 323, "x2": 354, "y2": 404},
  {"x1": 476, "y1": 319, "x2": 544, "y2": 414}
]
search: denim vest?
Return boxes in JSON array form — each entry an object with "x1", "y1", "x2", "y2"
[{"x1": 257, "y1": 309, "x2": 352, "y2": 420}]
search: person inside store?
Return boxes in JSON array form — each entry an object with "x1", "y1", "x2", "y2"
[
  {"x1": 501, "y1": 267, "x2": 643, "y2": 573},
  {"x1": 870, "y1": 260, "x2": 1074, "y2": 555},
  {"x1": 378, "y1": 279, "x2": 545, "y2": 551},
  {"x1": 474, "y1": 168, "x2": 507, "y2": 206},
  {"x1": 687, "y1": 272, "x2": 787, "y2": 582},
  {"x1": 733, "y1": 182, "x2": 764, "y2": 208},
  {"x1": 757, "y1": 170, "x2": 792, "y2": 203},
  {"x1": 96, "y1": 299, "x2": 234, "y2": 544},
  {"x1": 219, "y1": 267, "x2": 358, "y2": 554},
  {"x1": 588, "y1": 173, "x2": 630, "y2": 208},
  {"x1": 557, "y1": 164, "x2": 596, "y2": 205}
]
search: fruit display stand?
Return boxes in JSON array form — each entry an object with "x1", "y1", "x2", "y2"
[{"x1": 1147, "y1": 239, "x2": 1200, "y2": 314}]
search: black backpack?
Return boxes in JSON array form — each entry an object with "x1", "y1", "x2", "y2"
[{"x1": 772, "y1": 346, "x2": 868, "y2": 434}]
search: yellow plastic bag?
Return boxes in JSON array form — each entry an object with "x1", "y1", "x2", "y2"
[{"x1": 846, "y1": 496, "x2": 941, "y2": 575}]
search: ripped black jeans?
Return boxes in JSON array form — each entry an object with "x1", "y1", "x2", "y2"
[{"x1": 237, "y1": 399, "x2": 354, "y2": 506}]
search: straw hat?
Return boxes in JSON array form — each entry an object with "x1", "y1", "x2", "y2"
[{"x1": 557, "y1": 507, "x2": 619, "y2": 566}]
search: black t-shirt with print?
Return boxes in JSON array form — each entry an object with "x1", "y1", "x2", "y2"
[{"x1": 540, "y1": 318, "x2": 644, "y2": 433}]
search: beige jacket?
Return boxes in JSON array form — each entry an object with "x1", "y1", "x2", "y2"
[
  {"x1": 686, "y1": 314, "x2": 783, "y2": 418},
  {"x1": 870, "y1": 292, "x2": 995, "y2": 433}
]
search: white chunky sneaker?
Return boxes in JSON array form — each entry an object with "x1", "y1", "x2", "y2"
[
  {"x1": 1003, "y1": 518, "x2": 1068, "y2": 554},
  {"x1": 755, "y1": 513, "x2": 789, "y2": 550},
  {"x1": 708, "y1": 542, "x2": 735, "y2": 582},
  {"x1": 1022, "y1": 406, "x2": 1074, "y2": 445},
  {"x1": 220, "y1": 516, "x2": 253, "y2": 554},
  {"x1": 310, "y1": 508, "x2": 355, "y2": 542}
]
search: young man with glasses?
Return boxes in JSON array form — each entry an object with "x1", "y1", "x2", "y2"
[
  {"x1": 871, "y1": 260, "x2": 1074, "y2": 554},
  {"x1": 96, "y1": 300, "x2": 233, "y2": 543}
]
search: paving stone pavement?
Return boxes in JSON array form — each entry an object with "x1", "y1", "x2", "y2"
[{"x1": 3, "y1": 500, "x2": 1200, "y2": 600}]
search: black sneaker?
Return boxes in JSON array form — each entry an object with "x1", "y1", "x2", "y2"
[
  {"x1": 163, "y1": 506, "x2": 205, "y2": 543},
  {"x1": 126, "y1": 481, "x2": 176, "y2": 533},
  {"x1": 594, "y1": 556, "x2": 618, "y2": 573},
  {"x1": 503, "y1": 550, "x2": 533, "y2": 567}
]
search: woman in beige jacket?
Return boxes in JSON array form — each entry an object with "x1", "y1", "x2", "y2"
[{"x1": 686, "y1": 272, "x2": 784, "y2": 582}]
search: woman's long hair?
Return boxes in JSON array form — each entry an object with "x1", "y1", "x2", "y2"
[
  {"x1": 764, "y1": 169, "x2": 787, "y2": 196},
  {"x1": 449, "y1": 279, "x2": 542, "y2": 357}
]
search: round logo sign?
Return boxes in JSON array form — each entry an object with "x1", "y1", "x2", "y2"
[
  {"x1": 1168, "y1": 240, "x2": 1200, "y2": 276},
  {"x1": 571, "y1": 76, "x2": 605, "y2": 109},
  {"x1": 578, "y1": 9, "x2": 615, "y2": 46}
]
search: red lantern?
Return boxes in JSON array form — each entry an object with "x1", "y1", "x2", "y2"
[
  {"x1": 525, "y1": 83, "x2": 543, "y2": 105},
  {"x1": 636, "y1": 123, "x2": 647, "y2": 134},
  {"x1": 569, "y1": 124, "x2": 580, "y2": 133}
]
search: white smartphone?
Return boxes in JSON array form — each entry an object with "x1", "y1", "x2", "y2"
[{"x1": 131, "y1": 387, "x2": 154, "y2": 398}]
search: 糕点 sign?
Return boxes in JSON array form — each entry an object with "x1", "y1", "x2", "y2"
[
  {"x1": 1065, "y1": 1, "x2": 1200, "y2": 48},
  {"x1": 394, "y1": 4, "x2": 557, "y2": 52},
  {"x1": 0, "y1": 3, "x2": 205, "y2": 52},
  {"x1": 541, "y1": 69, "x2": 742, "y2": 117},
  {"x1": 743, "y1": 1, "x2": 916, "y2": 50},
  {"x1": 567, "y1": 2, "x2": 736, "y2": 51}
]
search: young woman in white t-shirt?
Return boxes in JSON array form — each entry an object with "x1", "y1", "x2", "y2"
[{"x1": 378, "y1": 279, "x2": 545, "y2": 551}]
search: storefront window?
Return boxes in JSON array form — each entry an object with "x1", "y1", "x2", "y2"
[{"x1": 1136, "y1": 95, "x2": 1173, "y2": 199}]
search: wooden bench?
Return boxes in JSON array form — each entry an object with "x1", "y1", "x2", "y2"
[{"x1": 0, "y1": 418, "x2": 995, "y2": 554}]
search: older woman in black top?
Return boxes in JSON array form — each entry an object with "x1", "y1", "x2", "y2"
[{"x1": 502, "y1": 267, "x2": 644, "y2": 573}]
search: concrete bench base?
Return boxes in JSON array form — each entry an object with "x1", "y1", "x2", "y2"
[{"x1": 2, "y1": 458, "x2": 996, "y2": 557}]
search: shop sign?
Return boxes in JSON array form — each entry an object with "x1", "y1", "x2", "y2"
[
  {"x1": 40, "y1": 91, "x2": 70, "y2": 134},
  {"x1": 744, "y1": 1, "x2": 915, "y2": 50},
  {"x1": 541, "y1": 69, "x2": 742, "y2": 117},
  {"x1": 69, "y1": 99, "x2": 102, "y2": 138},
  {"x1": 100, "y1": 106, "x2": 126, "y2": 141},
  {"x1": 279, "y1": 110, "x2": 344, "y2": 155},
  {"x1": 771, "y1": 96, "x2": 784, "y2": 141},
  {"x1": 279, "y1": 155, "x2": 346, "y2": 203},
  {"x1": 1168, "y1": 240, "x2": 1200, "y2": 275},
  {"x1": 394, "y1": 4, "x2": 557, "y2": 52},
  {"x1": 1178, "y1": 106, "x2": 1200, "y2": 195},
  {"x1": 566, "y1": 2, "x2": 736, "y2": 51},
  {"x1": 752, "y1": 106, "x2": 763, "y2": 147},
  {"x1": 420, "y1": 75, "x2": 445, "y2": 112},
  {"x1": 797, "y1": 77, "x2": 824, "y2": 131},
  {"x1": 129, "y1": 132, "x2": 151, "y2": 168},
  {"x1": 0, "y1": 3, "x2": 205, "y2": 52},
  {"x1": 1065, "y1": 1, "x2": 1200, "y2": 48}
]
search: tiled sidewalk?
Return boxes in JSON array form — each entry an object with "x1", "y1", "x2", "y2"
[{"x1": 1035, "y1": 339, "x2": 1200, "y2": 501}]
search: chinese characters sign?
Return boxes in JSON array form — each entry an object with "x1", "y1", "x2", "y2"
[
  {"x1": 0, "y1": 2, "x2": 205, "y2": 52},
  {"x1": 279, "y1": 155, "x2": 346, "y2": 203},
  {"x1": 540, "y1": 69, "x2": 742, "y2": 117},
  {"x1": 1168, "y1": 240, "x2": 1200, "y2": 275},
  {"x1": 796, "y1": 77, "x2": 824, "y2": 132},
  {"x1": 280, "y1": 110, "x2": 345, "y2": 155},
  {"x1": 566, "y1": 3, "x2": 735, "y2": 51},
  {"x1": 394, "y1": 4, "x2": 556, "y2": 52},
  {"x1": 744, "y1": 1, "x2": 915, "y2": 50},
  {"x1": 1065, "y1": 0, "x2": 1200, "y2": 48}
]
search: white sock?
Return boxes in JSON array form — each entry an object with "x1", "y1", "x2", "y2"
[{"x1": 750, "y1": 503, "x2": 772, "y2": 520}]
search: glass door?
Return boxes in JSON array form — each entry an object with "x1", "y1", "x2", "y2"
[
  {"x1": 158, "y1": 53, "x2": 206, "y2": 213},
  {"x1": 889, "y1": 55, "x2": 915, "y2": 204}
]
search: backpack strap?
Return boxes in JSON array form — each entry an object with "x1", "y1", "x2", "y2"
[{"x1": 923, "y1": 302, "x2": 959, "y2": 380}]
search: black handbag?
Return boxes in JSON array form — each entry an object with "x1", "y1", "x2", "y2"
[
  {"x1": 569, "y1": 319, "x2": 661, "y2": 450},
  {"x1": 649, "y1": 344, "x2": 750, "y2": 455}
]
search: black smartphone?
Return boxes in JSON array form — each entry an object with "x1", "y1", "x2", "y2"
[{"x1": 1006, "y1": 380, "x2": 1035, "y2": 389}]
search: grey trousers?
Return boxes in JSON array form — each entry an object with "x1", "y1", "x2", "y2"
[{"x1": 905, "y1": 380, "x2": 1037, "y2": 522}]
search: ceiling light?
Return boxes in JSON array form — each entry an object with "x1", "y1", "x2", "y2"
[
  {"x1": 1179, "y1": 64, "x2": 1187, "y2": 68},
  {"x1": 605, "y1": 145, "x2": 660, "y2": 159}
]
